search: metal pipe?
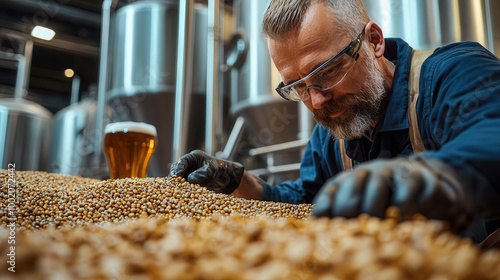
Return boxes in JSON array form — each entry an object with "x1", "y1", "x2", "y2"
[
  {"x1": 13, "y1": 54, "x2": 25, "y2": 99},
  {"x1": 95, "y1": 0, "x2": 119, "y2": 167},
  {"x1": 33, "y1": 37, "x2": 100, "y2": 56},
  {"x1": 23, "y1": 40, "x2": 33, "y2": 97},
  {"x1": 216, "y1": 1, "x2": 226, "y2": 156},
  {"x1": 172, "y1": 0, "x2": 195, "y2": 162},
  {"x1": 249, "y1": 138, "x2": 309, "y2": 156},
  {"x1": 70, "y1": 75, "x2": 81, "y2": 105},
  {"x1": 220, "y1": 116, "x2": 245, "y2": 160},
  {"x1": 205, "y1": 0, "x2": 220, "y2": 156},
  {"x1": 485, "y1": 0, "x2": 495, "y2": 54},
  {"x1": 248, "y1": 163, "x2": 302, "y2": 176},
  {"x1": 298, "y1": 103, "x2": 312, "y2": 140},
  {"x1": 0, "y1": 33, "x2": 31, "y2": 98},
  {"x1": 0, "y1": 49, "x2": 29, "y2": 99}
]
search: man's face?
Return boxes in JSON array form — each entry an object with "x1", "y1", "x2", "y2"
[{"x1": 269, "y1": 2, "x2": 388, "y2": 139}]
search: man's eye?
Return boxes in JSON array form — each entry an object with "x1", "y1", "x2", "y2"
[
  {"x1": 325, "y1": 66, "x2": 337, "y2": 74},
  {"x1": 321, "y1": 66, "x2": 340, "y2": 77},
  {"x1": 295, "y1": 83, "x2": 307, "y2": 90}
]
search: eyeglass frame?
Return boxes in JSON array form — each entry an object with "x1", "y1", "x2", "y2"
[{"x1": 275, "y1": 26, "x2": 366, "y2": 101}]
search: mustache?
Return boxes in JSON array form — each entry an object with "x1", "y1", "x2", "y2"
[{"x1": 313, "y1": 94, "x2": 357, "y2": 118}]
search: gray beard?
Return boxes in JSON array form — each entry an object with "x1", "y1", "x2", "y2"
[{"x1": 313, "y1": 48, "x2": 387, "y2": 139}]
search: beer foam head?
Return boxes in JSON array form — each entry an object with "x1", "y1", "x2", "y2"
[{"x1": 105, "y1": 122, "x2": 157, "y2": 137}]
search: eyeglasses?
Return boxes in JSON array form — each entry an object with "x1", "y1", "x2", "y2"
[{"x1": 275, "y1": 27, "x2": 365, "y2": 101}]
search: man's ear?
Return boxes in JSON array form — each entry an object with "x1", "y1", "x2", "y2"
[{"x1": 365, "y1": 21, "x2": 385, "y2": 58}]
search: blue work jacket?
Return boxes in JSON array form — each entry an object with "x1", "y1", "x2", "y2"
[{"x1": 262, "y1": 38, "x2": 500, "y2": 241}]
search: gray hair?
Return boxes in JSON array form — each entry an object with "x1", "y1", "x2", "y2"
[{"x1": 262, "y1": 0, "x2": 370, "y2": 40}]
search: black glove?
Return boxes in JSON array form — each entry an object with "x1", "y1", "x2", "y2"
[
  {"x1": 169, "y1": 150, "x2": 244, "y2": 194},
  {"x1": 312, "y1": 156, "x2": 475, "y2": 229}
]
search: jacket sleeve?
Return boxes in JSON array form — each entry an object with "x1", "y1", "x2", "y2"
[
  {"x1": 262, "y1": 124, "x2": 343, "y2": 204},
  {"x1": 419, "y1": 42, "x2": 500, "y2": 219}
]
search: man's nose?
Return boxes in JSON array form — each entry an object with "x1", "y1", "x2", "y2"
[{"x1": 308, "y1": 86, "x2": 333, "y2": 109}]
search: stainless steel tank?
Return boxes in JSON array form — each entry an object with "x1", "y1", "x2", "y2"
[
  {"x1": 438, "y1": 0, "x2": 493, "y2": 51},
  {"x1": 360, "y1": 0, "x2": 406, "y2": 41},
  {"x1": 229, "y1": 0, "x2": 299, "y2": 144},
  {"x1": 363, "y1": 0, "x2": 498, "y2": 54},
  {"x1": 48, "y1": 97, "x2": 108, "y2": 178},
  {"x1": 226, "y1": 0, "x2": 314, "y2": 181},
  {"x1": 0, "y1": 98, "x2": 52, "y2": 171},
  {"x1": 0, "y1": 45, "x2": 52, "y2": 172},
  {"x1": 490, "y1": 0, "x2": 500, "y2": 55},
  {"x1": 107, "y1": 0, "x2": 208, "y2": 177},
  {"x1": 363, "y1": 0, "x2": 440, "y2": 50}
]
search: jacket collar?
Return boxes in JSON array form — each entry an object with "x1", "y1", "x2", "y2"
[
  {"x1": 376, "y1": 38, "x2": 412, "y2": 133},
  {"x1": 344, "y1": 38, "x2": 412, "y2": 161}
]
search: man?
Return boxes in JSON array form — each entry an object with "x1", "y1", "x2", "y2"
[{"x1": 170, "y1": 0, "x2": 500, "y2": 243}]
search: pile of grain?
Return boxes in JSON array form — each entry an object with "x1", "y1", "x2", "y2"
[
  {"x1": 0, "y1": 170, "x2": 312, "y2": 230},
  {"x1": 1, "y1": 170, "x2": 499, "y2": 280}
]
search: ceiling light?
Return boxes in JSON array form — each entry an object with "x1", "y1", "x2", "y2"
[
  {"x1": 31, "y1": 26, "x2": 55, "y2": 41},
  {"x1": 64, "y1": 69, "x2": 74, "y2": 78}
]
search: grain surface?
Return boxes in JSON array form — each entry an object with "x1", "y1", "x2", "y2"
[{"x1": 1, "y1": 170, "x2": 499, "y2": 280}]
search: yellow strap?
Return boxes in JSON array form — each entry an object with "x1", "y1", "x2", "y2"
[
  {"x1": 408, "y1": 49, "x2": 434, "y2": 154},
  {"x1": 338, "y1": 139, "x2": 353, "y2": 171}
]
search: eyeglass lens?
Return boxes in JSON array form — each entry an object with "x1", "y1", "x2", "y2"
[{"x1": 293, "y1": 53, "x2": 357, "y2": 99}]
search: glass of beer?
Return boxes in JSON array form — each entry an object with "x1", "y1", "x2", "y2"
[{"x1": 104, "y1": 121, "x2": 157, "y2": 179}]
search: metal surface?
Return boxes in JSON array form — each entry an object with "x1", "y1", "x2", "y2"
[
  {"x1": 109, "y1": 0, "x2": 180, "y2": 98},
  {"x1": 363, "y1": 0, "x2": 440, "y2": 50},
  {"x1": 484, "y1": 0, "x2": 494, "y2": 53},
  {"x1": 489, "y1": 0, "x2": 500, "y2": 55},
  {"x1": 205, "y1": 0, "x2": 221, "y2": 156},
  {"x1": 298, "y1": 101, "x2": 314, "y2": 141},
  {"x1": 173, "y1": 0, "x2": 195, "y2": 162},
  {"x1": 229, "y1": 0, "x2": 280, "y2": 115},
  {"x1": 106, "y1": 1, "x2": 208, "y2": 177},
  {"x1": 229, "y1": 0, "x2": 315, "y2": 141},
  {"x1": 226, "y1": 0, "x2": 314, "y2": 182},
  {"x1": 0, "y1": 98, "x2": 52, "y2": 171},
  {"x1": 362, "y1": 0, "x2": 406, "y2": 40},
  {"x1": 219, "y1": 116, "x2": 245, "y2": 160},
  {"x1": 455, "y1": 0, "x2": 488, "y2": 46},
  {"x1": 70, "y1": 76, "x2": 81, "y2": 105},
  {"x1": 0, "y1": 53, "x2": 26, "y2": 99},
  {"x1": 48, "y1": 99, "x2": 100, "y2": 177},
  {"x1": 248, "y1": 163, "x2": 301, "y2": 177},
  {"x1": 437, "y1": 0, "x2": 461, "y2": 45},
  {"x1": 363, "y1": 0, "x2": 498, "y2": 53},
  {"x1": 94, "y1": 0, "x2": 119, "y2": 179},
  {"x1": 249, "y1": 139, "x2": 309, "y2": 157},
  {"x1": 0, "y1": 34, "x2": 32, "y2": 99},
  {"x1": 0, "y1": 42, "x2": 51, "y2": 171}
]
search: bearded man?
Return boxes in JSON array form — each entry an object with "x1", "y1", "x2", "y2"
[{"x1": 170, "y1": 0, "x2": 500, "y2": 243}]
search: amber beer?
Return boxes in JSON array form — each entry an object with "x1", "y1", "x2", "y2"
[{"x1": 104, "y1": 122, "x2": 157, "y2": 179}]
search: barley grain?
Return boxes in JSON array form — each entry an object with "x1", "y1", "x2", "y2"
[{"x1": 0, "y1": 170, "x2": 499, "y2": 280}]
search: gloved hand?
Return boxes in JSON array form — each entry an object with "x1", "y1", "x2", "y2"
[
  {"x1": 312, "y1": 156, "x2": 475, "y2": 229},
  {"x1": 169, "y1": 150, "x2": 244, "y2": 194}
]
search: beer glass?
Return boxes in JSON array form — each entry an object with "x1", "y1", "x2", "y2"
[{"x1": 104, "y1": 121, "x2": 157, "y2": 179}]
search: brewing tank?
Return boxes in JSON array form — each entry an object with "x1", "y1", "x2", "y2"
[
  {"x1": 48, "y1": 98, "x2": 109, "y2": 178},
  {"x1": 226, "y1": 0, "x2": 314, "y2": 180},
  {"x1": 363, "y1": 0, "x2": 498, "y2": 54},
  {"x1": 0, "y1": 98, "x2": 52, "y2": 171},
  {"x1": 107, "y1": 0, "x2": 208, "y2": 177},
  {"x1": 229, "y1": 0, "x2": 304, "y2": 146}
]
